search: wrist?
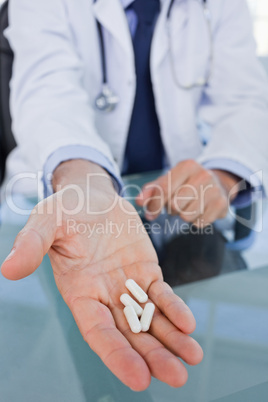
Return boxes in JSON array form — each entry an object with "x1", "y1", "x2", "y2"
[
  {"x1": 212, "y1": 169, "x2": 242, "y2": 201},
  {"x1": 52, "y1": 159, "x2": 116, "y2": 196}
]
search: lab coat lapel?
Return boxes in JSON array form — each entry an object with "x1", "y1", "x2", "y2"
[
  {"x1": 92, "y1": 0, "x2": 133, "y2": 58},
  {"x1": 152, "y1": 0, "x2": 188, "y2": 68}
]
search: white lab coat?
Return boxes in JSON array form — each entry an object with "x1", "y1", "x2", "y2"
[{"x1": 3, "y1": 0, "x2": 268, "y2": 196}]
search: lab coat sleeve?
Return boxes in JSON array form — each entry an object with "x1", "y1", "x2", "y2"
[
  {"x1": 5, "y1": 0, "x2": 121, "y2": 191},
  {"x1": 197, "y1": 0, "x2": 268, "y2": 195},
  {"x1": 202, "y1": 158, "x2": 263, "y2": 208},
  {"x1": 43, "y1": 145, "x2": 124, "y2": 197}
]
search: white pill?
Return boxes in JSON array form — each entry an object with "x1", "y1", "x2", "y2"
[
  {"x1": 140, "y1": 303, "x2": 155, "y2": 332},
  {"x1": 125, "y1": 279, "x2": 148, "y2": 303},
  {"x1": 120, "y1": 293, "x2": 143, "y2": 317},
  {"x1": 123, "y1": 305, "x2": 141, "y2": 333}
]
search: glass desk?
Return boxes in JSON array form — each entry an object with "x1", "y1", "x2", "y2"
[
  {"x1": 0, "y1": 221, "x2": 268, "y2": 402},
  {"x1": 0, "y1": 169, "x2": 267, "y2": 401}
]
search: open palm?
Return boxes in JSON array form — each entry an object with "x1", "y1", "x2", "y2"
[{"x1": 1, "y1": 189, "x2": 203, "y2": 391}]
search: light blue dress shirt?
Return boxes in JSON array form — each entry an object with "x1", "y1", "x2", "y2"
[{"x1": 43, "y1": 0, "x2": 262, "y2": 206}]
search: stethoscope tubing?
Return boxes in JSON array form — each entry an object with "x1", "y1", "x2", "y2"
[
  {"x1": 166, "y1": 0, "x2": 213, "y2": 89},
  {"x1": 95, "y1": 0, "x2": 212, "y2": 111},
  {"x1": 96, "y1": 21, "x2": 107, "y2": 86}
]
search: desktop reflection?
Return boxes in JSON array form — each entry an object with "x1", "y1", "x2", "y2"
[
  {"x1": 143, "y1": 219, "x2": 247, "y2": 287},
  {"x1": 160, "y1": 228, "x2": 247, "y2": 287}
]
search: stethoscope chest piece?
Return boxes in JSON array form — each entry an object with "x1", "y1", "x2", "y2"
[{"x1": 95, "y1": 84, "x2": 119, "y2": 112}]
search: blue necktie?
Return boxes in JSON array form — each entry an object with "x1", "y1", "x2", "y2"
[{"x1": 123, "y1": 0, "x2": 164, "y2": 175}]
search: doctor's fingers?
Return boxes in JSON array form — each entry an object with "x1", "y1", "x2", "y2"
[
  {"x1": 169, "y1": 183, "x2": 205, "y2": 216},
  {"x1": 136, "y1": 182, "x2": 163, "y2": 220},
  {"x1": 192, "y1": 197, "x2": 229, "y2": 228},
  {"x1": 69, "y1": 297, "x2": 151, "y2": 391},
  {"x1": 140, "y1": 161, "x2": 207, "y2": 219},
  {"x1": 171, "y1": 182, "x2": 228, "y2": 223},
  {"x1": 173, "y1": 200, "x2": 205, "y2": 223},
  {"x1": 184, "y1": 191, "x2": 228, "y2": 225},
  {"x1": 167, "y1": 167, "x2": 220, "y2": 215},
  {"x1": 143, "y1": 183, "x2": 167, "y2": 220},
  {"x1": 148, "y1": 309, "x2": 204, "y2": 366},
  {"x1": 148, "y1": 280, "x2": 196, "y2": 334},
  {"x1": 169, "y1": 185, "x2": 215, "y2": 219},
  {"x1": 111, "y1": 305, "x2": 188, "y2": 388}
]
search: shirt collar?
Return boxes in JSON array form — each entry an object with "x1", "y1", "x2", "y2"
[{"x1": 120, "y1": 0, "x2": 135, "y2": 10}]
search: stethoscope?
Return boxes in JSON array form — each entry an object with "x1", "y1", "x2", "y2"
[{"x1": 95, "y1": 0, "x2": 213, "y2": 113}]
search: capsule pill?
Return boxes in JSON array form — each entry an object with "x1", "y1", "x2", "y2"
[
  {"x1": 125, "y1": 279, "x2": 148, "y2": 303},
  {"x1": 123, "y1": 305, "x2": 141, "y2": 333},
  {"x1": 140, "y1": 303, "x2": 155, "y2": 332},
  {"x1": 120, "y1": 293, "x2": 143, "y2": 317}
]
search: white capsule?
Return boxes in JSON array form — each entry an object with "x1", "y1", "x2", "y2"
[
  {"x1": 140, "y1": 303, "x2": 155, "y2": 332},
  {"x1": 120, "y1": 293, "x2": 143, "y2": 317},
  {"x1": 125, "y1": 279, "x2": 148, "y2": 303},
  {"x1": 123, "y1": 305, "x2": 141, "y2": 333}
]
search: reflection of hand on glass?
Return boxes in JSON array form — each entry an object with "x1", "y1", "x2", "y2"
[
  {"x1": 137, "y1": 160, "x2": 241, "y2": 226},
  {"x1": 1, "y1": 160, "x2": 203, "y2": 391}
]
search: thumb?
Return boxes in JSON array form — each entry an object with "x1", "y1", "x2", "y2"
[
  {"x1": 1, "y1": 201, "x2": 56, "y2": 281},
  {"x1": 136, "y1": 181, "x2": 159, "y2": 206},
  {"x1": 137, "y1": 176, "x2": 169, "y2": 220}
]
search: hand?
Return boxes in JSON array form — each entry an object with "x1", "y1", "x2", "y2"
[
  {"x1": 136, "y1": 160, "x2": 241, "y2": 227},
  {"x1": 1, "y1": 160, "x2": 203, "y2": 391}
]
